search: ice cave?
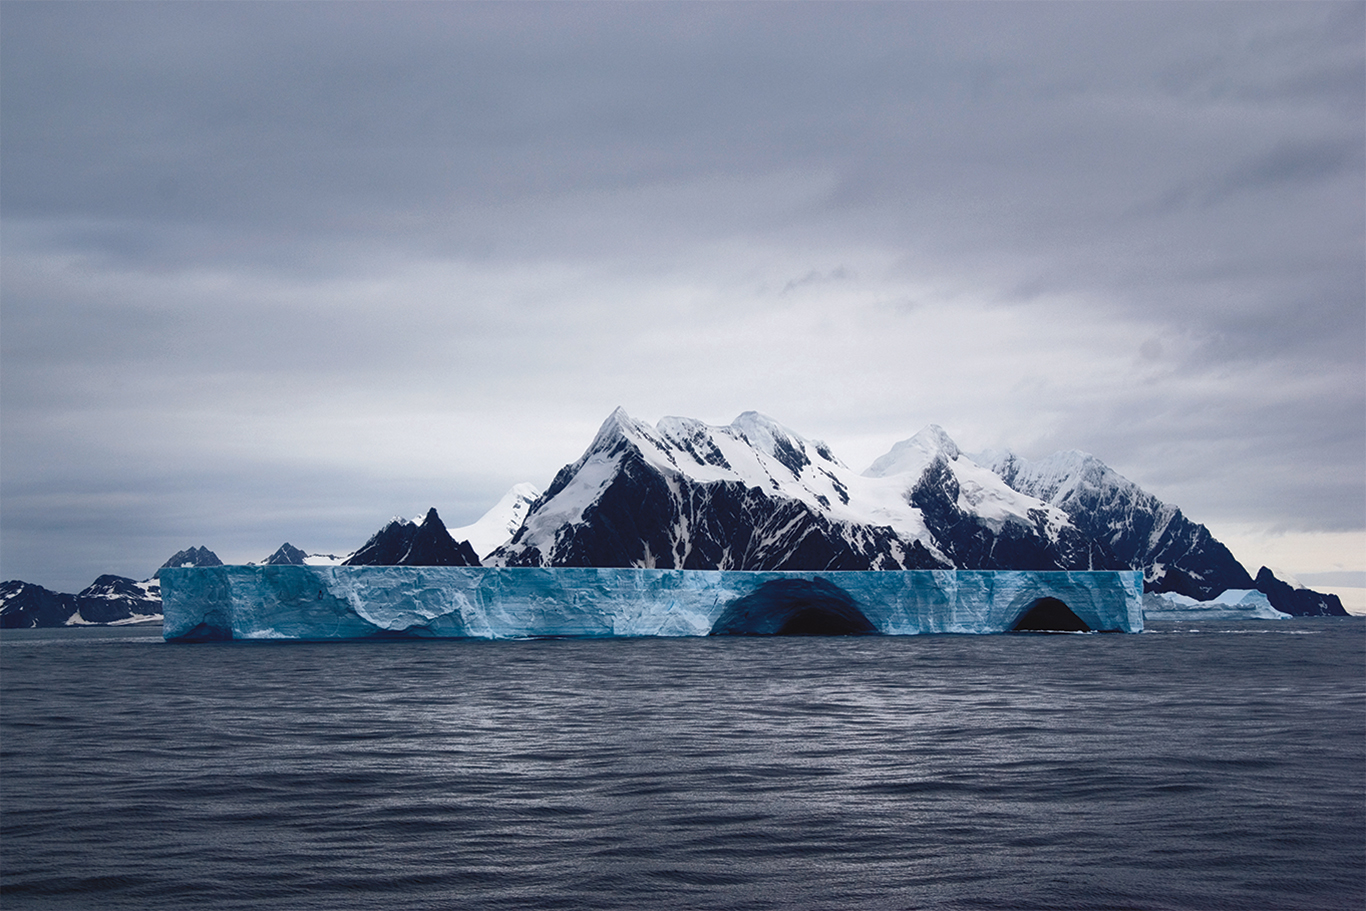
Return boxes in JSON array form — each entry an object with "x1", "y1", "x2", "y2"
[{"x1": 1011, "y1": 597, "x2": 1092, "y2": 633}]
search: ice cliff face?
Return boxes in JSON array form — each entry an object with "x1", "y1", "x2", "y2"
[
  {"x1": 489, "y1": 409, "x2": 1122, "y2": 572},
  {"x1": 161, "y1": 565, "x2": 1144, "y2": 641}
]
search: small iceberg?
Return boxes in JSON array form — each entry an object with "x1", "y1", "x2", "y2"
[{"x1": 1143, "y1": 589, "x2": 1290, "y2": 621}]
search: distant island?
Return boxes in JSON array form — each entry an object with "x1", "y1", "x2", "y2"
[{"x1": 1, "y1": 409, "x2": 1344, "y2": 628}]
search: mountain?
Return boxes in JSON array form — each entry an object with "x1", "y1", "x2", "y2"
[
  {"x1": 3, "y1": 545, "x2": 222, "y2": 627},
  {"x1": 343, "y1": 507, "x2": 481, "y2": 566},
  {"x1": 260, "y1": 543, "x2": 345, "y2": 566},
  {"x1": 7, "y1": 412, "x2": 1345, "y2": 623},
  {"x1": 0, "y1": 581, "x2": 78, "y2": 628},
  {"x1": 975, "y1": 449, "x2": 1255, "y2": 600},
  {"x1": 263, "y1": 543, "x2": 310, "y2": 565},
  {"x1": 72, "y1": 575, "x2": 162, "y2": 623},
  {"x1": 489, "y1": 409, "x2": 1121, "y2": 572},
  {"x1": 1253, "y1": 566, "x2": 1347, "y2": 617},
  {"x1": 153, "y1": 545, "x2": 223, "y2": 578},
  {"x1": 449, "y1": 483, "x2": 541, "y2": 560},
  {"x1": 1, "y1": 574, "x2": 161, "y2": 628},
  {"x1": 343, "y1": 518, "x2": 417, "y2": 565}
]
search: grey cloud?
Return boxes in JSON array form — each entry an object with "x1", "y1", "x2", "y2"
[
  {"x1": 1, "y1": 2, "x2": 1361, "y2": 587},
  {"x1": 782, "y1": 268, "x2": 855, "y2": 295}
]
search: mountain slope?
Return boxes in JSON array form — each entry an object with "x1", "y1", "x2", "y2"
[
  {"x1": 72, "y1": 575, "x2": 161, "y2": 624},
  {"x1": 976, "y1": 449, "x2": 1257, "y2": 599},
  {"x1": 1, "y1": 575, "x2": 161, "y2": 628},
  {"x1": 449, "y1": 483, "x2": 540, "y2": 560},
  {"x1": 490, "y1": 409, "x2": 1119, "y2": 572},
  {"x1": 0, "y1": 581, "x2": 78, "y2": 628},
  {"x1": 343, "y1": 508, "x2": 481, "y2": 566},
  {"x1": 1253, "y1": 566, "x2": 1347, "y2": 617},
  {"x1": 153, "y1": 545, "x2": 223, "y2": 578}
]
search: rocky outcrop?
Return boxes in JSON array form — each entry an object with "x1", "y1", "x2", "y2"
[
  {"x1": 1254, "y1": 567, "x2": 1347, "y2": 617},
  {"x1": 344, "y1": 508, "x2": 480, "y2": 567}
]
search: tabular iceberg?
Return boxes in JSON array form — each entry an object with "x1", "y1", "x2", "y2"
[
  {"x1": 1142, "y1": 588, "x2": 1290, "y2": 621},
  {"x1": 161, "y1": 566, "x2": 1143, "y2": 641}
]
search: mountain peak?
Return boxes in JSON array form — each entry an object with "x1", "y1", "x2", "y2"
[
  {"x1": 724, "y1": 411, "x2": 827, "y2": 478},
  {"x1": 153, "y1": 545, "x2": 223, "y2": 578},
  {"x1": 450, "y1": 483, "x2": 542, "y2": 560},
  {"x1": 263, "y1": 542, "x2": 309, "y2": 565},
  {"x1": 491, "y1": 407, "x2": 1121, "y2": 572},
  {"x1": 862, "y1": 425, "x2": 961, "y2": 479},
  {"x1": 591, "y1": 406, "x2": 651, "y2": 446},
  {"x1": 345, "y1": 507, "x2": 480, "y2": 566},
  {"x1": 401, "y1": 508, "x2": 481, "y2": 566}
]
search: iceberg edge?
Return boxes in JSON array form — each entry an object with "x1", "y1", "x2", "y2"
[{"x1": 162, "y1": 567, "x2": 1143, "y2": 641}]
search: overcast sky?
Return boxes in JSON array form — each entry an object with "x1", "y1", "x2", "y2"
[{"x1": 3, "y1": 1, "x2": 1362, "y2": 592}]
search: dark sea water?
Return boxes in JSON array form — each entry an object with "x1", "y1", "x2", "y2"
[{"x1": 2, "y1": 620, "x2": 1363, "y2": 911}]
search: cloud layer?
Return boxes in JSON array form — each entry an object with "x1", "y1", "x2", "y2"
[{"x1": 3, "y1": 2, "x2": 1362, "y2": 590}]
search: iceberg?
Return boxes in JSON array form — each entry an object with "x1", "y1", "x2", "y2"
[
  {"x1": 1142, "y1": 588, "x2": 1290, "y2": 621},
  {"x1": 161, "y1": 566, "x2": 1143, "y2": 641}
]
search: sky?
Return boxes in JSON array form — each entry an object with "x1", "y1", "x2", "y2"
[{"x1": 2, "y1": 1, "x2": 1363, "y2": 593}]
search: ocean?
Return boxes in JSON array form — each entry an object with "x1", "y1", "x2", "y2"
[{"x1": 2, "y1": 619, "x2": 1362, "y2": 911}]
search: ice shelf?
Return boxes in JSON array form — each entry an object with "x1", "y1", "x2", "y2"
[{"x1": 161, "y1": 567, "x2": 1144, "y2": 641}]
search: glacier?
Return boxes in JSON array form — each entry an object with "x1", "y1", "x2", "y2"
[{"x1": 161, "y1": 566, "x2": 1143, "y2": 641}]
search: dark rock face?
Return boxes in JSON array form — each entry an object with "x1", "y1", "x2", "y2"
[
  {"x1": 403, "y1": 509, "x2": 481, "y2": 566},
  {"x1": 1011, "y1": 597, "x2": 1091, "y2": 632},
  {"x1": 0, "y1": 581, "x2": 78, "y2": 628},
  {"x1": 909, "y1": 457, "x2": 1125, "y2": 571},
  {"x1": 344, "y1": 519, "x2": 417, "y2": 565},
  {"x1": 2, "y1": 575, "x2": 162, "y2": 628},
  {"x1": 264, "y1": 543, "x2": 309, "y2": 565},
  {"x1": 1140, "y1": 524, "x2": 1254, "y2": 600},
  {"x1": 710, "y1": 578, "x2": 879, "y2": 636},
  {"x1": 154, "y1": 546, "x2": 223, "y2": 578},
  {"x1": 500, "y1": 447, "x2": 940, "y2": 571},
  {"x1": 1254, "y1": 567, "x2": 1348, "y2": 617},
  {"x1": 985, "y1": 452, "x2": 1255, "y2": 599},
  {"x1": 345, "y1": 509, "x2": 481, "y2": 567},
  {"x1": 495, "y1": 410, "x2": 1136, "y2": 574},
  {"x1": 74, "y1": 575, "x2": 160, "y2": 623}
]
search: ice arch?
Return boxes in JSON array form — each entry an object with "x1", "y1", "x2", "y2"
[
  {"x1": 1010, "y1": 597, "x2": 1091, "y2": 633},
  {"x1": 709, "y1": 577, "x2": 880, "y2": 636}
]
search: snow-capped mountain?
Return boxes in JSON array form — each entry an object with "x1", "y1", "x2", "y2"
[
  {"x1": 70, "y1": 575, "x2": 162, "y2": 624},
  {"x1": 152, "y1": 545, "x2": 223, "y2": 578},
  {"x1": 263, "y1": 543, "x2": 309, "y2": 565},
  {"x1": 1, "y1": 574, "x2": 161, "y2": 628},
  {"x1": 489, "y1": 408, "x2": 1121, "y2": 572},
  {"x1": 260, "y1": 543, "x2": 344, "y2": 566},
  {"x1": 343, "y1": 507, "x2": 481, "y2": 567},
  {"x1": 6, "y1": 410, "x2": 1344, "y2": 624},
  {"x1": 449, "y1": 483, "x2": 541, "y2": 560},
  {"x1": 975, "y1": 449, "x2": 1256, "y2": 600},
  {"x1": 3, "y1": 545, "x2": 226, "y2": 628}
]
